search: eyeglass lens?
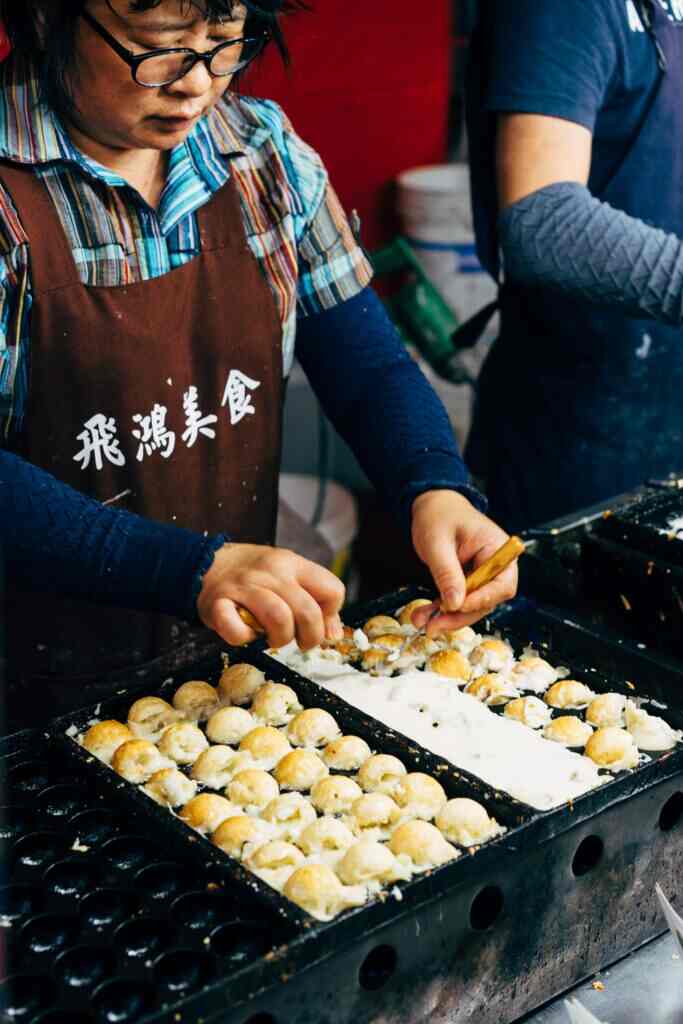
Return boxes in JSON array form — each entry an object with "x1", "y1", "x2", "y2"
[{"x1": 135, "y1": 40, "x2": 259, "y2": 86}]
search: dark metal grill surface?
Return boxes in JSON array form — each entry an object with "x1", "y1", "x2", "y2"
[{"x1": 1, "y1": 590, "x2": 681, "y2": 1024}]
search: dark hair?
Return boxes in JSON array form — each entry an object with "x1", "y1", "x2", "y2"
[{"x1": 0, "y1": 1, "x2": 302, "y2": 118}]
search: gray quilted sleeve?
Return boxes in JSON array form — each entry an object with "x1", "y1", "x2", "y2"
[{"x1": 499, "y1": 181, "x2": 683, "y2": 325}]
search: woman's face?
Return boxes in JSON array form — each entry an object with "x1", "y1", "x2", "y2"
[{"x1": 68, "y1": 0, "x2": 248, "y2": 151}]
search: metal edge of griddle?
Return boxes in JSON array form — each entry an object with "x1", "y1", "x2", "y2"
[
  {"x1": 257, "y1": 587, "x2": 683, "y2": 850},
  {"x1": 591, "y1": 483, "x2": 683, "y2": 569}
]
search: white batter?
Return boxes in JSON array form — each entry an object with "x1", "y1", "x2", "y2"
[{"x1": 270, "y1": 645, "x2": 605, "y2": 811}]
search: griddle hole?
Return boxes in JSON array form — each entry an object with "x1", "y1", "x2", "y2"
[
  {"x1": 13, "y1": 832, "x2": 71, "y2": 870},
  {"x1": 243, "y1": 1015, "x2": 278, "y2": 1024},
  {"x1": 154, "y1": 950, "x2": 214, "y2": 993},
  {"x1": 54, "y1": 945, "x2": 115, "y2": 989},
  {"x1": 172, "y1": 891, "x2": 235, "y2": 933},
  {"x1": 572, "y1": 836, "x2": 604, "y2": 877},
  {"x1": 0, "y1": 805, "x2": 35, "y2": 840},
  {"x1": 91, "y1": 978, "x2": 155, "y2": 1022},
  {"x1": 69, "y1": 809, "x2": 124, "y2": 846},
  {"x1": 469, "y1": 886, "x2": 505, "y2": 931},
  {"x1": 211, "y1": 920, "x2": 273, "y2": 962},
  {"x1": 20, "y1": 914, "x2": 78, "y2": 956},
  {"x1": 102, "y1": 835, "x2": 161, "y2": 873},
  {"x1": 116, "y1": 918, "x2": 172, "y2": 959},
  {"x1": 44, "y1": 858, "x2": 102, "y2": 897},
  {"x1": 0, "y1": 973, "x2": 56, "y2": 1017},
  {"x1": 38, "y1": 784, "x2": 91, "y2": 819},
  {"x1": 80, "y1": 889, "x2": 139, "y2": 930},
  {"x1": 0, "y1": 883, "x2": 44, "y2": 923},
  {"x1": 358, "y1": 944, "x2": 398, "y2": 991},
  {"x1": 659, "y1": 792, "x2": 683, "y2": 832},
  {"x1": 7, "y1": 761, "x2": 52, "y2": 795},
  {"x1": 133, "y1": 861, "x2": 194, "y2": 901}
]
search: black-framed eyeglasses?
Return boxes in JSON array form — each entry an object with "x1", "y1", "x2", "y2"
[{"x1": 81, "y1": 10, "x2": 268, "y2": 88}]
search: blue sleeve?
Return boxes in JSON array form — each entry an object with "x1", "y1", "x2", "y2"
[
  {"x1": 0, "y1": 450, "x2": 226, "y2": 620},
  {"x1": 484, "y1": 0, "x2": 620, "y2": 130},
  {"x1": 295, "y1": 287, "x2": 486, "y2": 531},
  {"x1": 500, "y1": 181, "x2": 683, "y2": 324}
]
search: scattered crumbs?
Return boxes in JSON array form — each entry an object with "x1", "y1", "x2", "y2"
[
  {"x1": 167, "y1": 377, "x2": 173, "y2": 386},
  {"x1": 637, "y1": 643, "x2": 647, "y2": 649},
  {"x1": 72, "y1": 838, "x2": 90, "y2": 852},
  {"x1": 602, "y1": 510, "x2": 613, "y2": 520},
  {"x1": 145, "y1": 960, "x2": 154, "y2": 968},
  {"x1": 65, "y1": 724, "x2": 79, "y2": 738},
  {"x1": 592, "y1": 981, "x2": 605, "y2": 992},
  {"x1": 174, "y1": 1015, "x2": 182, "y2": 1022},
  {"x1": 391, "y1": 886, "x2": 403, "y2": 902},
  {"x1": 647, "y1": 561, "x2": 655, "y2": 576},
  {"x1": 203, "y1": 936, "x2": 211, "y2": 946},
  {"x1": 94, "y1": 703, "x2": 101, "y2": 716},
  {"x1": 280, "y1": 973, "x2": 293, "y2": 984},
  {"x1": 673, "y1": 954, "x2": 680, "y2": 961},
  {"x1": 626, "y1": 681, "x2": 636, "y2": 691},
  {"x1": 117, "y1": 688, "x2": 127, "y2": 694},
  {"x1": 568, "y1": 800, "x2": 574, "y2": 813},
  {"x1": 206, "y1": 882, "x2": 221, "y2": 892},
  {"x1": 265, "y1": 951, "x2": 276, "y2": 961},
  {"x1": 620, "y1": 594, "x2": 632, "y2": 612}
]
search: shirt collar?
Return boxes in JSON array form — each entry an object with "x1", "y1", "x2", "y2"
[{"x1": 0, "y1": 59, "x2": 246, "y2": 192}]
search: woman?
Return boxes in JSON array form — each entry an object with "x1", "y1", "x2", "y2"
[{"x1": 0, "y1": 0, "x2": 516, "y2": 721}]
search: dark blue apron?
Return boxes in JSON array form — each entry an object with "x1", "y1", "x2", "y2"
[{"x1": 467, "y1": 1, "x2": 683, "y2": 531}]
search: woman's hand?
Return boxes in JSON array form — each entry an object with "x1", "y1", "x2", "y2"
[
  {"x1": 410, "y1": 490, "x2": 518, "y2": 635},
  {"x1": 197, "y1": 543, "x2": 346, "y2": 650}
]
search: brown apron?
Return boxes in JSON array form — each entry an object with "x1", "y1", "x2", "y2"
[{"x1": 0, "y1": 162, "x2": 283, "y2": 719}]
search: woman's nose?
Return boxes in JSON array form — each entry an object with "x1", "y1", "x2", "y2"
[{"x1": 165, "y1": 60, "x2": 214, "y2": 99}]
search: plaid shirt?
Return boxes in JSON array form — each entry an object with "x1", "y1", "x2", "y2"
[{"x1": 0, "y1": 62, "x2": 373, "y2": 432}]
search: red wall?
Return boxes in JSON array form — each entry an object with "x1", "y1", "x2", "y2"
[{"x1": 245, "y1": 2, "x2": 452, "y2": 250}]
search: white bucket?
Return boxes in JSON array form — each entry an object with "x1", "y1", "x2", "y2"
[
  {"x1": 397, "y1": 163, "x2": 498, "y2": 327},
  {"x1": 279, "y1": 473, "x2": 359, "y2": 581}
]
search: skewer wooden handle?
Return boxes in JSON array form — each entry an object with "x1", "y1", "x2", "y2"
[
  {"x1": 236, "y1": 606, "x2": 265, "y2": 634},
  {"x1": 464, "y1": 535, "x2": 526, "y2": 595}
]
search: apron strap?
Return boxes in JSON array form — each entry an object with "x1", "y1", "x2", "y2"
[{"x1": 0, "y1": 161, "x2": 81, "y2": 294}]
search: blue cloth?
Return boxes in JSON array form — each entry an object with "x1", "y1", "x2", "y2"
[
  {"x1": 295, "y1": 287, "x2": 485, "y2": 530},
  {"x1": 1, "y1": 290, "x2": 481, "y2": 614},
  {"x1": 466, "y1": 0, "x2": 683, "y2": 532},
  {"x1": 499, "y1": 182, "x2": 683, "y2": 325},
  {"x1": 0, "y1": 449, "x2": 225, "y2": 620}
]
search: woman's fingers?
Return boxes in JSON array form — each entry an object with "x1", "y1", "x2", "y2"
[
  {"x1": 209, "y1": 597, "x2": 259, "y2": 647},
  {"x1": 413, "y1": 527, "x2": 468, "y2": 613},
  {"x1": 197, "y1": 544, "x2": 346, "y2": 650},
  {"x1": 296, "y1": 557, "x2": 346, "y2": 619}
]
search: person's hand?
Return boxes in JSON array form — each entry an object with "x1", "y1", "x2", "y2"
[
  {"x1": 410, "y1": 490, "x2": 518, "y2": 635},
  {"x1": 197, "y1": 543, "x2": 346, "y2": 650}
]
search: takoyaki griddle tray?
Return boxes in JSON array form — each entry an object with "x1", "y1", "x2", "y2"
[
  {"x1": 519, "y1": 481, "x2": 683, "y2": 660},
  {"x1": 1, "y1": 590, "x2": 681, "y2": 1024}
]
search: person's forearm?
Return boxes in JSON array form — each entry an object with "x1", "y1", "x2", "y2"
[
  {"x1": 0, "y1": 450, "x2": 224, "y2": 619},
  {"x1": 295, "y1": 288, "x2": 485, "y2": 528},
  {"x1": 500, "y1": 181, "x2": 683, "y2": 324}
]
